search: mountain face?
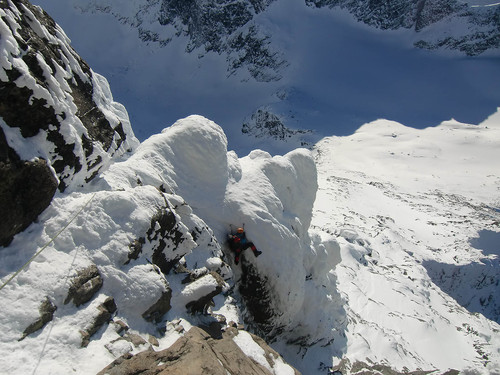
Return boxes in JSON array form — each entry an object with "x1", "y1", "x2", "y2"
[
  {"x1": 311, "y1": 115, "x2": 500, "y2": 373},
  {"x1": 71, "y1": 0, "x2": 500, "y2": 64},
  {"x1": 0, "y1": 0, "x2": 138, "y2": 246},
  {"x1": 75, "y1": 0, "x2": 286, "y2": 82}
]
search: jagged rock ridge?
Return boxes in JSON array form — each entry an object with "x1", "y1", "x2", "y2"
[
  {"x1": 242, "y1": 108, "x2": 313, "y2": 144},
  {"x1": 77, "y1": 0, "x2": 287, "y2": 81},
  {"x1": 305, "y1": 0, "x2": 500, "y2": 55},
  {"x1": 0, "y1": 0, "x2": 138, "y2": 245},
  {"x1": 98, "y1": 326, "x2": 301, "y2": 375}
]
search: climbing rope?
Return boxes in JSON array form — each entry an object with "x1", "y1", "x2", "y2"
[{"x1": 0, "y1": 192, "x2": 97, "y2": 292}]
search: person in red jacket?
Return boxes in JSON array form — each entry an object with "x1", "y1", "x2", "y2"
[{"x1": 228, "y1": 227, "x2": 262, "y2": 265}]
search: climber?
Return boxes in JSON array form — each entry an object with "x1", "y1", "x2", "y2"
[{"x1": 228, "y1": 227, "x2": 262, "y2": 265}]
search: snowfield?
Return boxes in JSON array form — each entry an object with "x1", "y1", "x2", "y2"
[
  {"x1": 311, "y1": 109, "x2": 500, "y2": 373},
  {"x1": 0, "y1": 110, "x2": 499, "y2": 374}
]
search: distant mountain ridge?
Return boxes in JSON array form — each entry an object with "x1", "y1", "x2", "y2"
[
  {"x1": 306, "y1": 0, "x2": 500, "y2": 56},
  {"x1": 50, "y1": 0, "x2": 500, "y2": 146},
  {"x1": 76, "y1": 0, "x2": 287, "y2": 82},
  {"x1": 75, "y1": 0, "x2": 500, "y2": 80}
]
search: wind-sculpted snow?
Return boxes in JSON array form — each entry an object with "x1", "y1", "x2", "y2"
[{"x1": 103, "y1": 115, "x2": 342, "y2": 345}]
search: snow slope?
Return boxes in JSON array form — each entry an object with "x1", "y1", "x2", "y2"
[{"x1": 311, "y1": 109, "x2": 500, "y2": 373}]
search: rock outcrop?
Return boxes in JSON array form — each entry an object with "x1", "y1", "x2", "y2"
[
  {"x1": 242, "y1": 108, "x2": 312, "y2": 142},
  {"x1": 19, "y1": 297, "x2": 57, "y2": 341},
  {"x1": 81, "y1": 297, "x2": 117, "y2": 347},
  {"x1": 98, "y1": 325, "x2": 301, "y2": 375},
  {"x1": 0, "y1": 141, "x2": 58, "y2": 246},
  {"x1": 0, "y1": 0, "x2": 138, "y2": 246},
  {"x1": 64, "y1": 264, "x2": 103, "y2": 307}
]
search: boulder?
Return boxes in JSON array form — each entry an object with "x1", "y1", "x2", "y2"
[
  {"x1": 185, "y1": 272, "x2": 226, "y2": 314},
  {"x1": 142, "y1": 290, "x2": 173, "y2": 323}
]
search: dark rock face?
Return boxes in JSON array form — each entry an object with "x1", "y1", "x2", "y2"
[
  {"x1": 0, "y1": 0, "x2": 137, "y2": 246},
  {"x1": 0, "y1": 128, "x2": 58, "y2": 246},
  {"x1": 97, "y1": 326, "x2": 301, "y2": 375},
  {"x1": 147, "y1": 206, "x2": 187, "y2": 274},
  {"x1": 239, "y1": 259, "x2": 281, "y2": 339},
  {"x1": 305, "y1": 0, "x2": 500, "y2": 55},
  {"x1": 142, "y1": 290, "x2": 173, "y2": 323}
]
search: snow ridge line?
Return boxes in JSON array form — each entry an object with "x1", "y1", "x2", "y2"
[{"x1": 0, "y1": 193, "x2": 96, "y2": 292}]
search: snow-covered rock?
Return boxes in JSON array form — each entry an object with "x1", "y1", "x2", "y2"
[
  {"x1": 0, "y1": 0, "x2": 138, "y2": 190},
  {"x1": 0, "y1": 0, "x2": 138, "y2": 245},
  {"x1": 1, "y1": 2, "x2": 500, "y2": 375},
  {"x1": 101, "y1": 114, "x2": 329, "y2": 344},
  {"x1": 0, "y1": 112, "x2": 321, "y2": 374}
]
